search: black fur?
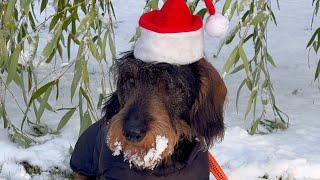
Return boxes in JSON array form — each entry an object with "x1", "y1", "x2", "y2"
[{"x1": 102, "y1": 51, "x2": 226, "y2": 156}]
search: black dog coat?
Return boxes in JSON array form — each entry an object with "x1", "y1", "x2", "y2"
[{"x1": 70, "y1": 120, "x2": 210, "y2": 180}]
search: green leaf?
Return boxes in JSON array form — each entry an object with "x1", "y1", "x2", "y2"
[
  {"x1": 238, "y1": 46, "x2": 250, "y2": 72},
  {"x1": 88, "y1": 39, "x2": 101, "y2": 61},
  {"x1": 79, "y1": 110, "x2": 92, "y2": 135},
  {"x1": 222, "y1": 47, "x2": 239, "y2": 75},
  {"x1": 266, "y1": 53, "x2": 276, "y2": 67},
  {"x1": 67, "y1": 34, "x2": 71, "y2": 60},
  {"x1": 35, "y1": 86, "x2": 53, "y2": 123},
  {"x1": 150, "y1": 0, "x2": 159, "y2": 10},
  {"x1": 69, "y1": 145, "x2": 74, "y2": 155},
  {"x1": 307, "y1": 28, "x2": 320, "y2": 48},
  {"x1": 82, "y1": 60, "x2": 89, "y2": 85},
  {"x1": 21, "y1": 0, "x2": 31, "y2": 15},
  {"x1": 97, "y1": 93, "x2": 104, "y2": 109},
  {"x1": 42, "y1": 23, "x2": 63, "y2": 58},
  {"x1": 40, "y1": 0, "x2": 48, "y2": 13},
  {"x1": 226, "y1": 24, "x2": 241, "y2": 45},
  {"x1": 245, "y1": 89, "x2": 257, "y2": 118},
  {"x1": 29, "y1": 80, "x2": 57, "y2": 106},
  {"x1": 71, "y1": 57, "x2": 83, "y2": 100},
  {"x1": 196, "y1": 8, "x2": 207, "y2": 19},
  {"x1": 249, "y1": 119, "x2": 260, "y2": 135},
  {"x1": 189, "y1": 0, "x2": 200, "y2": 13},
  {"x1": 80, "y1": 87, "x2": 94, "y2": 110},
  {"x1": 315, "y1": 59, "x2": 320, "y2": 80},
  {"x1": 77, "y1": 10, "x2": 96, "y2": 36},
  {"x1": 239, "y1": 0, "x2": 248, "y2": 12},
  {"x1": 57, "y1": 108, "x2": 76, "y2": 131},
  {"x1": 222, "y1": 0, "x2": 232, "y2": 15},
  {"x1": 49, "y1": 14, "x2": 60, "y2": 32},
  {"x1": 230, "y1": 64, "x2": 244, "y2": 74},
  {"x1": 229, "y1": 2, "x2": 238, "y2": 19},
  {"x1": 108, "y1": 33, "x2": 116, "y2": 59},
  {"x1": 0, "y1": 31, "x2": 8, "y2": 67},
  {"x1": 236, "y1": 79, "x2": 247, "y2": 112},
  {"x1": 6, "y1": 45, "x2": 21, "y2": 85},
  {"x1": 5, "y1": 0, "x2": 17, "y2": 31},
  {"x1": 251, "y1": 12, "x2": 268, "y2": 25}
]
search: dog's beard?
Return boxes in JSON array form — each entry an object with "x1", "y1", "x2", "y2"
[
  {"x1": 106, "y1": 100, "x2": 192, "y2": 170},
  {"x1": 108, "y1": 135, "x2": 169, "y2": 170}
]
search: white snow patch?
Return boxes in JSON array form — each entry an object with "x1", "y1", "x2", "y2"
[
  {"x1": 112, "y1": 141, "x2": 122, "y2": 156},
  {"x1": 60, "y1": 62, "x2": 70, "y2": 68},
  {"x1": 0, "y1": 162, "x2": 31, "y2": 180},
  {"x1": 117, "y1": 135, "x2": 168, "y2": 170},
  {"x1": 1, "y1": 0, "x2": 320, "y2": 179}
]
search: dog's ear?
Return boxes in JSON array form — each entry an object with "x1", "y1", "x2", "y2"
[
  {"x1": 190, "y1": 59, "x2": 227, "y2": 147},
  {"x1": 102, "y1": 92, "x2": 120, "y2": 121}
]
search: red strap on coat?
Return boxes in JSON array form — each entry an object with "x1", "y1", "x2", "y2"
[{"x1": 208, "y1": 152, "x2": 228, "y2": 180}]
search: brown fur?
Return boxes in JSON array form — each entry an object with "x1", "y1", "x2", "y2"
[
  {"x1": 74, "y1": 173, "x2": 90, "y2": 180},
  {"x1": 107, "y1": 95, "x2": 192, "y2": 166},
  {"x1": 190, "y1": 59, "x2": 227, "y2": 145},
  {"x1": 99, "y1": 52, "x2": 226, "y2": 172}
]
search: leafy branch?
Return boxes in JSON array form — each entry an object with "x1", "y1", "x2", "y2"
[
  {"x1": 0, "y1": 0, "x2": 117, "y2": 147},
  {"x1": 308, "y1": 0, "x2": 320, "y2": 81}
]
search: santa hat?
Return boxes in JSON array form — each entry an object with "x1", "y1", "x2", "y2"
[{"x1": 134, "y1": 0, "x2": 229, "y2": 65}]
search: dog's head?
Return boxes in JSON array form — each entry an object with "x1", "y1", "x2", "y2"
[{"x1": 104, "y1": 52, "x2": 227, "y2": 170}]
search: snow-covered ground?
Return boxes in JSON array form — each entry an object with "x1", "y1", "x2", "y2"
[{"x1": 1, "y1": 0, "x2": 320, "y2": 179}]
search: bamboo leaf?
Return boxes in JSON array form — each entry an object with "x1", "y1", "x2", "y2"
[
  {"x1": 222, "y1": 0, "x2": 232, "y2": 15},
  {"x1": 245, "y1": 90, "x2": 257, "y2": 118},
  {"x1": 35, "y1": 86, "x2": 53, "y2": 122},
  {"x1": 196, "y1": 8, "x2": 207, "y2": 19},
  {"x1": 239, "y1": 0, "x2": 248, "y2": 12},
  {"x1": 80, "y1": 87, "x2": 94, "y2": 110},
  {"x1": 42, "y1": 23, "x2": 63, "y2": 58},
  {"x1": 266, "y1": 53, "x2": 277, "y2": 67},
  {"x1": 29, "y1": 80, "x2": 57, "y2": 106},
  {"x1": 88, "y1": 39, "x2": 101, "y2": 61},
  {"x1": 57, "y1": 108, "x2": 76, "y2": 131},
  {"x1": 223, "y1": 47, "x2": 239, "y2": 75},
  {"x1": 21, "y1": 0, "x2": 31, "y2": 15},
  {"x1": 307, "y1": 28, "x2": 320, "y2": 48},
  {"x1": 0, "y1": 31, "x2": 8, "y2": 67},
  {"x1": 108, "y1": 33, "x2": 116, "y2": 59},
  {"x1": 5, "y1": 0, "x2": 17, "y2": 30},
  {"x1": 82, "y1": 60, "x2": 89, "y2": 85},
  {"x1": 315, "y1": 59, "x2": 320, "y2": 80},
  {"x1": 236, "y1": 79, "x2": 247, "y2": 112},
  {"x1": 71, "y1": 57, "x2": 83, "y2": 100},
  {"x1": 6, "y1": 45, "x2": 21, "y2": 85},
  {"x1": 49, "y1": 14, "x2": 60, "y2": 32},
  {"x1": 238, "y1": 46, "x2": 250, "y2": 72},
  {"x1": 249, "y1": 119, "x2": 260, "y2": 135},
  {"x1": 251, "y1": 12, "x2": 268, "y2": 25},
  {"x1": 79, "y1": 110, "x2": 92, "y2": 135},
  {"x1": 40, "y1": 0, "x2": 48, "y2": 13},
  {"x1": 150, "y1": 0, "x2": 159, "y2": 10}
]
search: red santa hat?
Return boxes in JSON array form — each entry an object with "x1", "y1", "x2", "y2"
[{"x1": 134, "y1": 0, "x2": 229, "y2": 65}]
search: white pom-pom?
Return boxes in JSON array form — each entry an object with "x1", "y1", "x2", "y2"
[{"x1": 205, "y1": 13, "x2": 229, "y2": 37}]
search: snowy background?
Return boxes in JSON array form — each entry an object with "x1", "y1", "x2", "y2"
[{"x1": 1, "y1": 0, "x2": 320, "y2": 179}]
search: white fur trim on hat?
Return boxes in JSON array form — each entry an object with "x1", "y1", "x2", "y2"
[{"x1": 134, "y1": 27, "x2": 204, "y2": 65}]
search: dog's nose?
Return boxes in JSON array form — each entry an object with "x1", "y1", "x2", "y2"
[
  {"x1": 123, "y1": 108, "x2": 147, "y2": 143},
  {"x1": 124, "y1": 128, "x2": 146, "y2": 143}
]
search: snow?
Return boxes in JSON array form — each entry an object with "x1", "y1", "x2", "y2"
[
  {"x1": 113, "y1": 135, "x2": 169, "y2": 170},
  {"x1": 1, "y1": 0, "x2": 320, "y2": 179},
  {"x1": 112, "y1": 141, "x2": 122, "y2": 156},
  {"x1": 142, "y1": 136, "x2": 168, "y2": 169}
]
